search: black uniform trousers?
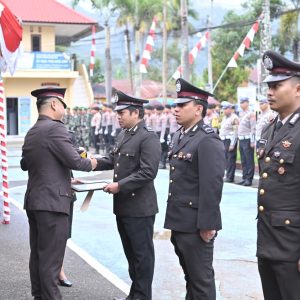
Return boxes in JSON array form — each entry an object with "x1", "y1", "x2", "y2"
[
  {"x1": 27, "y1": 210, "x2": 69, "y2": 300},
  {"x1": 239, "y1": 138, "x2": 254, "y2": 182},
  {"x1": 157, "y1": 131, "x2": 169, "y2": 168},
  {"x1": 171, "y1": 231, "x2": 216, "y2": 300},
  {"x1": 223, "y1": 139, "x2": 237, "y2": 181},
  {"x1": 258, "y1": 258, "x2": 300, "y2": 300},
  {"x1": 116, "y1": 215, "x2": 155, "y2": 300}
]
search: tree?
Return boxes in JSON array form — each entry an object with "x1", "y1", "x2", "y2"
[
  {"x1": 72, "y1": 0, "x2": 117, "y2": 104},
  {"x1": 205, "y1": 0, "x2": 284, "y2": 102}
]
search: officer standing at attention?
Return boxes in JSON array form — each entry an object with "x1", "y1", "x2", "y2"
[
  {"x1": 256, "y1": 50, "x2": 300, "y2": 300},
  {"x1": 237, "y1": 96, "x2": 256, "y2": 186},
  {"x1": 219, "y1": 101, "x2": 239, "y2": 183},
  {"x1": 164, "y1": 78, "x2": 225, "y2": 300},
  {"x1": 20, "y1": 86, "x2": 97, "y2": 300},
  {"x1": 94, "y1": 90, "x2": 161, "y2": 300},
  {"x1": 255, "y1": 95, "x2": 276, "y2": 148}
]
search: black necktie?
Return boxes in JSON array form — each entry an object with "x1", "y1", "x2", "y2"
[{"x1": 274, "y1": 121, "x2": 283, "y2": 135}]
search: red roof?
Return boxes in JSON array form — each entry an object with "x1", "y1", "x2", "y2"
[{"x1": 2, "y1": 0, "x2": 97, "y2": 24}]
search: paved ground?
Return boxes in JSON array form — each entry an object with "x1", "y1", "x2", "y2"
[{"x1": 0, "y1": 145, "x2": 264, "y2": 300}]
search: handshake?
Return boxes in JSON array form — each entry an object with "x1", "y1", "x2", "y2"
[{"x1": 77, "y1": 147, "x2": 98, "y2": 170}]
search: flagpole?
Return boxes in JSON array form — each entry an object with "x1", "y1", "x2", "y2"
[
  {"x1": 212, "y1": 64, "x2": 229, "y2": 92},
  {"x1": 0, "y1": 73, "x2": 10, "y2": 224}
]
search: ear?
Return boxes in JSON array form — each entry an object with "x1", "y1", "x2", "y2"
[
  {"x1": 195, "y1": 104, "x2": 203, "y2": 116},
  {"x1": 296, "y1": 82, "x2": 300, "y2": 97}
]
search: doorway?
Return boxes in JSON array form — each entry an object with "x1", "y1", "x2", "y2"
[{"x1": 6, "y1": 98, "x2": 18, "y2": 135}]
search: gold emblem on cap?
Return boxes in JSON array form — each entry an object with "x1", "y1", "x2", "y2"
[
  {"x1": 113, "y1": 93, "x2": 118, "y2": 103},
  {"x1": 178, "y1": 152, "x2": 183, "y2": 159},
  {"x1": 282, "y1": 140, "x2": 291, "y2": 148},
  {"x1": 186, "y1": 153, "x2": 192, "y2": 159},
  {"x1": 278, "y1": 167, "x2": 285, "y2": 175},
  {"x1": 263, "y1": 55, "x2": 273, "y2": 70}
]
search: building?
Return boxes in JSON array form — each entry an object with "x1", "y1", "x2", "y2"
[{"x1": 2, "y1": 0, "x2": 100, "y2": 136}]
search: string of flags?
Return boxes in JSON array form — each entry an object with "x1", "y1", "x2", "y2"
[
  {"x1": 172, "y1": 32, "x2": 209, "y2": 80},
  {"x1": 89, "y1": 25, "x2": 96, "y2": 78},
  {"x1": 227, "y1": 15, "x2": 262, "y2": 68},
  {"x1": 140, "y1": 16, "x2": 157, "y2": 74}
]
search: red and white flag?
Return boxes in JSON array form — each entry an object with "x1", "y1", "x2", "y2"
[
  {"x1": 89, "y1": 25, "x2": 96, "y2": 78},
  {"x1": 140, "y1": 17, "x2": 157, "y2": 74},
  {"x1": 172, "y1": 32, "x2": 209, "y2": 80},
  {"x1": 0, "y1": 1, "x2": 22, "y2": 75},
  {"x1": 227, "y1": 16, "x2": 262, "y2": 68}
]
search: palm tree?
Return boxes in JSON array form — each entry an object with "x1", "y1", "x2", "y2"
[{"x1": 72, "y1": 0, "x2": 116, "y2": 104}]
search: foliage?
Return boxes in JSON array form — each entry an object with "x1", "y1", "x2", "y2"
[{"x1": 89, "y1": 59, "x2": 105, "y2": 84}]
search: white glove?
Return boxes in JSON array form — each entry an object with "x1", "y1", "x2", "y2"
[
  {"x1": 160, "y1": 138, "x2": 165, "y2": 143},
  {"x1": 104, "y1": 128, "x2": 108, "y2": 135},
  {"x1": 111, "y1": 130, "x2": 116, "y2": 137},
  {"x1": 94, "y1": 129, "x2": 99, "y2": 135}
]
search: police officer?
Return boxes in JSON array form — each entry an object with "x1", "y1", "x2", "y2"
[
  {"x1": 255, "y1": 95, "x2": 276, "y2": 148},
  {"x1": 94, "y1": 90, "x2": 161, "y2": 300},
  {"x1": 219, "y1": 101, "x2": 239, "y2": 183},
  {"x1": 164, "y1": 78, "x2": 225, "y2": 300},
  {"x1": 20, "y1": 87, "x2": 97, "y2": 300},
  {"x1": 256, "y1": 50, "x2": 300, "y2": 300},
  {"x1": 237, "y1": 96, "x2": 256, "y2": 186}
]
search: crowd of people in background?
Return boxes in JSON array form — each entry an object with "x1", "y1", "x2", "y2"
[{"x1": 62, "y1": 95, "x2": 277, "y2": 181}]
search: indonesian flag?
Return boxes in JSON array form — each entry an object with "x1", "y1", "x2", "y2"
[{"x1": 0, "y1": 1, "x2": 23, "y2": 75}]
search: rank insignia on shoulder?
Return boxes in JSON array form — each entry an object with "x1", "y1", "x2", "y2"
[
  {"x1": 145, "y1": 126, "x2": 154, "y2": 132},
  {"x1": 202, "y1": 124, "x2": 214, "y2": 134},
  {"x1": 289, "y1": 113, "x2": 300, "y2": 125}
]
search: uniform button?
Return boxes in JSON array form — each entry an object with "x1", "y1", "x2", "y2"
[
  {"x1": 259, "y1": 189, "x2": 265, "y2": 195},
  {"x1": 285, "y1": 219, "x2": 291, "y2": 225},
  {"x1": 171, "y1": 166, "x2": 175, "y2": 171},
  {"x1": 189, "y1": 201, "x2": 192, "y2": 206},
  {"x1": 257, "y1": 155, "x2": 260, "y2": 159},
  {"x1": 258, "y1": 206, "x2": 264, "y2": 212},
  {"x1": 173, "y1": 154, "x2": 177, "y2": 158},
  {"x1": 118, "y1": 153, "x2": 121, "y2": 156},
  {"x1": 265, "y1": 157, "x2": 270, "y2": 163},
  {"x1": 115, "y1": 174, "x2": 118, "y2": 178},
  {"x1": 132, "y1": 193, "x2": 135, "y2": 196},
  {"x1": 170, "y1": 180, "x2": 173, "y2": 183},
  {"x1": 126, "y1": 153, "x2": 129, "y2": 157},
  {"x1": 280, "y1": 159, "x2": 284, "y2": 164},
  {"x1": 262, "y1": 173, "x2": 268, "y2": 179},
  {"x1": 116, "y1": 163, "x2": 119, "y2": 167},
  {"x1": 168, "y1": 192, "x2": 172, "y2": 196}
]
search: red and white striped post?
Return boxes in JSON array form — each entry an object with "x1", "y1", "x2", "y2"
[
  {"x1": 89, "y1": 25, "x2": 96, "y2": 78},
  {"x1": 0, "y1": 79, "x2": 9, "y2": 224}
]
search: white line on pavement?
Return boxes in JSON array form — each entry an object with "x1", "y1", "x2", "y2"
[{"x1": 9, "y1": 196, "x2": 130, "y2": 295}]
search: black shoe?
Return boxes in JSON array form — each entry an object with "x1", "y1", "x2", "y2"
[
  {"x1": 243, "y1": 180, "x2": 252, "y2": 186},
  {"x1": 237, "y1": 180, "x2": 245, "y2": 185},
  {"x1": 224, "y1": 178, "x2": 234, "y2": 183},
  {"x1": 113, "y1": 297, "x2": 132, "y2": 300},
  {"x1": 58, "y1": 278, "x2": 72, "y2": 287}
]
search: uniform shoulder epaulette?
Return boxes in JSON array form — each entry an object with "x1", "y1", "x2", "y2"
[
  {"x1": 144, "y1": 126, "x2": 154, "y2": 132},
  {"x1": 289, "y1": 113, "x2": 300, "y2": 126},
  {"x1": 201, "y1": 124, "x2": 214, "y2": 134}
]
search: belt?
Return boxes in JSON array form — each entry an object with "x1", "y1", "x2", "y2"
[
  {"x1": 220, "y1": 135, "x2": 232, "y2": 140},
  {"x1": 238, "y1": 135, "x2": 250, "y2": 140}
]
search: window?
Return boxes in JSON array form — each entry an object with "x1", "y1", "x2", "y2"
[{"x1": 31, "y1": 35, "x2": 41, "y2": 51}]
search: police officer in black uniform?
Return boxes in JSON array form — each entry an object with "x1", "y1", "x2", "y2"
[
  {"x1": 256, "y1": 50, "x2": 300, "y2": 300},
  {"x1": 164, "y1": 79, "x2": 225, "y2": 300},
  {"x1": 94, "y1": 90, "x2": 161, "y2": 300}
]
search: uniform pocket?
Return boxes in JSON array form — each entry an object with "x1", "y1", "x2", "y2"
[{"x1": 271, "y1": 211, "x2": 300, "y2": 227}]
